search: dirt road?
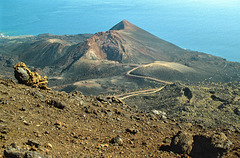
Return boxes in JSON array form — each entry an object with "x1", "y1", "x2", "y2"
[{"x1": 116, "y1": 64, "x2": 173, "y2": 100}]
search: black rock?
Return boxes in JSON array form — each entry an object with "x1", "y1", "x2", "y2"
[
  {"x1": 110, "y1": 135, "x2": 123, "y2": 146},
  {"x1": 182, "y1": 87, "x2": 193, "y2": 101},
  {"x1": 126, "y1": 128, "x2": 138, "y2": 134},
  {"x1": 4, "y1": 147, "x2": 25, "y2": 158},
  {"x1": 27, "y1": 139, "x2": 41, "y2": 148}
]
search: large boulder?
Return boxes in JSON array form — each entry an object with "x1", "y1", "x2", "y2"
[
  {"x1": 13, "y1": 62, "x2": 51, "y2": 90},
  {"x1": 169, "y1": 132, "x2": 232, "y2": 158},
  {"x1": 14, "y1": 67, "x2": 30, "y2": 84},
  {"x1": 4, "y1": 144, "x2": 46, "y2": 158},
  {"x1": 170, "y1": 131, "x2": 193, "y2": 155},
  {"x1": 182, "y1": 87, "x2": 193, "y2": 101},
  {"x1": 190, "y1": 133, "x2": 232, "y2": 158}
]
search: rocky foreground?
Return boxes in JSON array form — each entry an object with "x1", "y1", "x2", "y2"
[{"x1": 0, "y1": 78, "x2": 239, "y2": 158}]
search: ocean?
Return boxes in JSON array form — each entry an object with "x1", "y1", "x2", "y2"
[{"x1": 1, "y1": 0, "x2": 240, "y2": 62}]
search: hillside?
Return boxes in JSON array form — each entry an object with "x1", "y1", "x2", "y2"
[
  {"x1": 123, "y1": 81, "x2": 240, "y2": 129},
  {"x1": 0, "y1": 78, "x2": 240, "y2": 157},
  {"x1": 52, "y1": 20, "x2": 240, "y2": 89},
  {"x1": 0, "y1": 20, "x2": 240, "y2": 89},
  {"x1": 0, "y1": 33, "x2": 93, "y2": 67}
]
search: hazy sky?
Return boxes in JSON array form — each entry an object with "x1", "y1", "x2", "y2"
[{"x1": 77, "y1": 0, "x2": 240, "y2": 7}]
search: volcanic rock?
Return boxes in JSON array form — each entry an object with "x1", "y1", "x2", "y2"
[
  {"x1": 14, "y1": 67, "x2": 30, "y2": 84},
  {"x1": 4, "y1": 144, "x2": 46, "y2": 158},
  {"x1": 211, "y1": 132, "x2": 233, "y2": 157},
  {"x1": 110, "y1": 135, "x2": 123, "y2": 146},
  {"x1": 170, "y1": 131, "x2": 193, "y2": 155},
  {"x1": 182, "y1": 87, "x2": 193, "y2": 101},
  {"x1": 126, "y1": 128, "x2": 138, "y2": 135},
  {"x1": 234, "y1": 108, "x2": 240, "y2": 116},
  {"x1": 46, "y1": 99, "x2": 66, "y2": 109}
]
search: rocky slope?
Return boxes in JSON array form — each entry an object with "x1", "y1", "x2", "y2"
[
  {"x1": 0, "y1": 78, "x2": 240, "y2": 158},
  {"x1": 124, "y1": 82, "x2": 240, "y2": 130}
]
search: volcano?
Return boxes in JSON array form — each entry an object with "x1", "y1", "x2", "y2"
[{"x1": 63, "y1": 20, "x2": 191, "y2": 65}]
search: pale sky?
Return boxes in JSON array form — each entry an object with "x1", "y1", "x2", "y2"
[{"x1": 186, "y1": 0, "x2": 239, "y2": 6}]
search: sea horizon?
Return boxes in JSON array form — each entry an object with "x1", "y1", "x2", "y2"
[{"x1": 1, "y1": 0, "x2": 240, "y2": 62}]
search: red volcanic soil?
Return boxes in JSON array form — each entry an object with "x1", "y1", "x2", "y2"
[{"x1": 0, "y1": 78, "x2": 239, "y2": 157}]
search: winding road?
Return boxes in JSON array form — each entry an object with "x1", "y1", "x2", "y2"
[
  {"x1": 126, "y1": 65, "x2": 173, "y2": 84},
  {"x1": 116, "y1": 64, "x2": 173, "y2": 100}
]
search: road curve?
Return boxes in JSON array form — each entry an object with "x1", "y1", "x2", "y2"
[
  {"x1": 116, "y1": 64, "x2": 173, "y2": 100},
  {"x1": 126, "y1": 65, "x2": 173, "y2": 84}
]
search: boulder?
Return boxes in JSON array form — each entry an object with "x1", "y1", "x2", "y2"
[
  {"x1": 211, "y1": 132, "x2": 232, "y2": 157},
  {"x1": 13, "y1": 62, "x2": 51, "y2": 90},
  {"x1": 190, "y1": 133, "x2": 232, "y2": 158},
  {"x1": 110, "y1": 135, "x2": 123, "y2": 146},
  {"x1": 14, "y1": 67, "x2": 30, "y2": 84},
  {"x1": 182, "y1": 87, "x2": 193, "y2": 101},
  {"x1": 46, "y1": 99, "x2": 66, "y2": 109},
  {"x1": 4, "y1": 147, "x2": 25, "y2": 158},
  {"x1": 170, "y1": 131, "x2": 193, "y2": 155},
  {"x1": 4, "y1": 144, "x2": 46, "y2": 158}
]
